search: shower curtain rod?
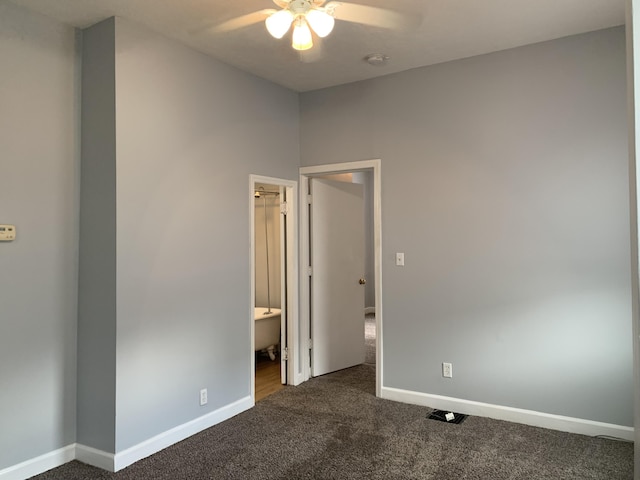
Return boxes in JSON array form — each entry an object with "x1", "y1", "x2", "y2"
[{"x1": 254, "y1": 187, "x2": 280, "y2": 197}]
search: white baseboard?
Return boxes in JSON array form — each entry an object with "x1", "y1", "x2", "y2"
[
  {"x1": 1, "y1": 396, "x2": 254, "y2": 479},
  {"x1": 75, "y1": 444, "x2": 115, "y2": 472},
  {"x1": 291, "y1": 371, "x2": 305, "y2": 386},
  {"x1": 364, "y1": 307, "x2": 375, "y2": 315},
  {"x1": 113, "y1": 395, "x2": 253, "y2": 471},
  {"x1": 381, "y1": 386, "x2": 634, "y2": 441},
  {"x1": 0, "y1": 444, "x2": 75, "y2": 480}
]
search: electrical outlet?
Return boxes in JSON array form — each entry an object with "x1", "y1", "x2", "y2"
[
  {"x1": 442, "y1": 362, "x2": 453, "y2": 378},
  {"x1": 200, "y1": 388, "x2": 208, "y2": 406}
]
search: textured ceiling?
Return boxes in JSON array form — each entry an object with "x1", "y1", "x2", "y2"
[{"x1": 9, "y1": 0, "x2": 626, "y2": 92}]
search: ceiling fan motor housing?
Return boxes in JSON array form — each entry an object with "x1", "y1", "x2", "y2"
[{"x1": 288, "y1": 0, "x2": 314, "y2": 15}]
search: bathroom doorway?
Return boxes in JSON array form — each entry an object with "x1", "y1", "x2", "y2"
[{"x1": 250, "y1": 175, "x2": 299, "y2": 402}]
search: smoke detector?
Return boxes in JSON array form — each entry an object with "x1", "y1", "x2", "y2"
[{"x1": 364, "y1": 53, "x2": 389, "y2": 66}]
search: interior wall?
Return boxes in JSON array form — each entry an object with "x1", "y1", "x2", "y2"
[
  {"x1": 300, "y1": 27, "x2": 633, "y2": 426},
  {"x1": 112, "y1": 18, "x2": 300, "y2": 451},
  {"x1": 255, "y1": 187, "x2": 282, "y2": 310},
  {"x1": 0, "y1": 2, "x2": 78, "y2": 469},
  {"x1": 77, "y1": 17, "x2": 118, "y2": 453}
]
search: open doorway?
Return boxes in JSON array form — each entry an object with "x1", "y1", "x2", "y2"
[
  {"x1": 250, "y1": 175, "x2": 299, "y2": 403},
  {"x1": 312, "y1": 172, "x2": 376, "y2": 368},
  {"x1": 299, "y1": 160, "x2": 383, "y2": 396}
]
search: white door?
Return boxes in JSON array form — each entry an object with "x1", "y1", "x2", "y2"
[{"x1": 310, "y1": 178, "x2": 365, "y2": 376}]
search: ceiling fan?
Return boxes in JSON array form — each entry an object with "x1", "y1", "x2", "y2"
[{"x1": 208, "y1": 0, "x2": 418, "y2": 52}]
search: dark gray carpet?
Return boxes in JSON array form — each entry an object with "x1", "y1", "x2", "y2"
[{"x1": 31, "y1": 365, "x2": 632, "y2": 479}]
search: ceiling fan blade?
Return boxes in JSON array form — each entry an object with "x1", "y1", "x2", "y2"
[
  {"x1": 325, "y1": 2, "x2": 420, "y2": 30},
  {"x1": 204, "y1": 9, "x2": 276, "y2": 34}
]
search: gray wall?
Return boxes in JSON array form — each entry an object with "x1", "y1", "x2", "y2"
[
  {"x1": 112, "y1": 18, "x2": 300, "y2": 451},
  {"x1": 0, "y1": 2, "x2": 78, "y2": 469},
  {"x1": 77, "y1": 18, "x2": 118, "y2": 453},
  {"x1": 300, "y1": 27, "x2": 633, "y2": 426}
]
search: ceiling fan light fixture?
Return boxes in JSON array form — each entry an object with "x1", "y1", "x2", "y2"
[
  {"x1": 265, "y1": 9, "x2": 294, "y2": 39},
  {"x1": 305, "y1": 9, "x2": 335, "y2": 38},
  {"x1": 292, "y1": 18, "x2": 313, "y2": 51}
]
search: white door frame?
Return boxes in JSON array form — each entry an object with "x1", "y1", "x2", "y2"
[
  {"x1": 626, "y1": 0, "x2": 640, "y2": 460},
  {"x1": 299, "y1": 159, "x2": 383, "y2": 396},
  {"x1": 249, "y1": 175, "x2": 300, "y2": 399}
]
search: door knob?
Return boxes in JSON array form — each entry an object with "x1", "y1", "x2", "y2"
[{"x1": 359, "y1": 278, "x2": 366, "y2": 285}]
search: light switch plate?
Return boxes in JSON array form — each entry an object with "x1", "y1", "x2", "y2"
[
  {"x1": 395, "y1": 252, "x2": 405, "y2": 266},
  {"x1": 0, "y1": 225, "x2": 16, "y2": 241}
]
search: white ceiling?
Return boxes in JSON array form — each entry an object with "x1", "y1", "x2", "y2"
[{"x1": 9, "y1": 0, "x2": 626, "y2": 92}]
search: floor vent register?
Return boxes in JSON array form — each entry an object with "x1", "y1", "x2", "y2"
[{"x1": 427, "y1": 410, "x2": 468, "y2": 424}]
